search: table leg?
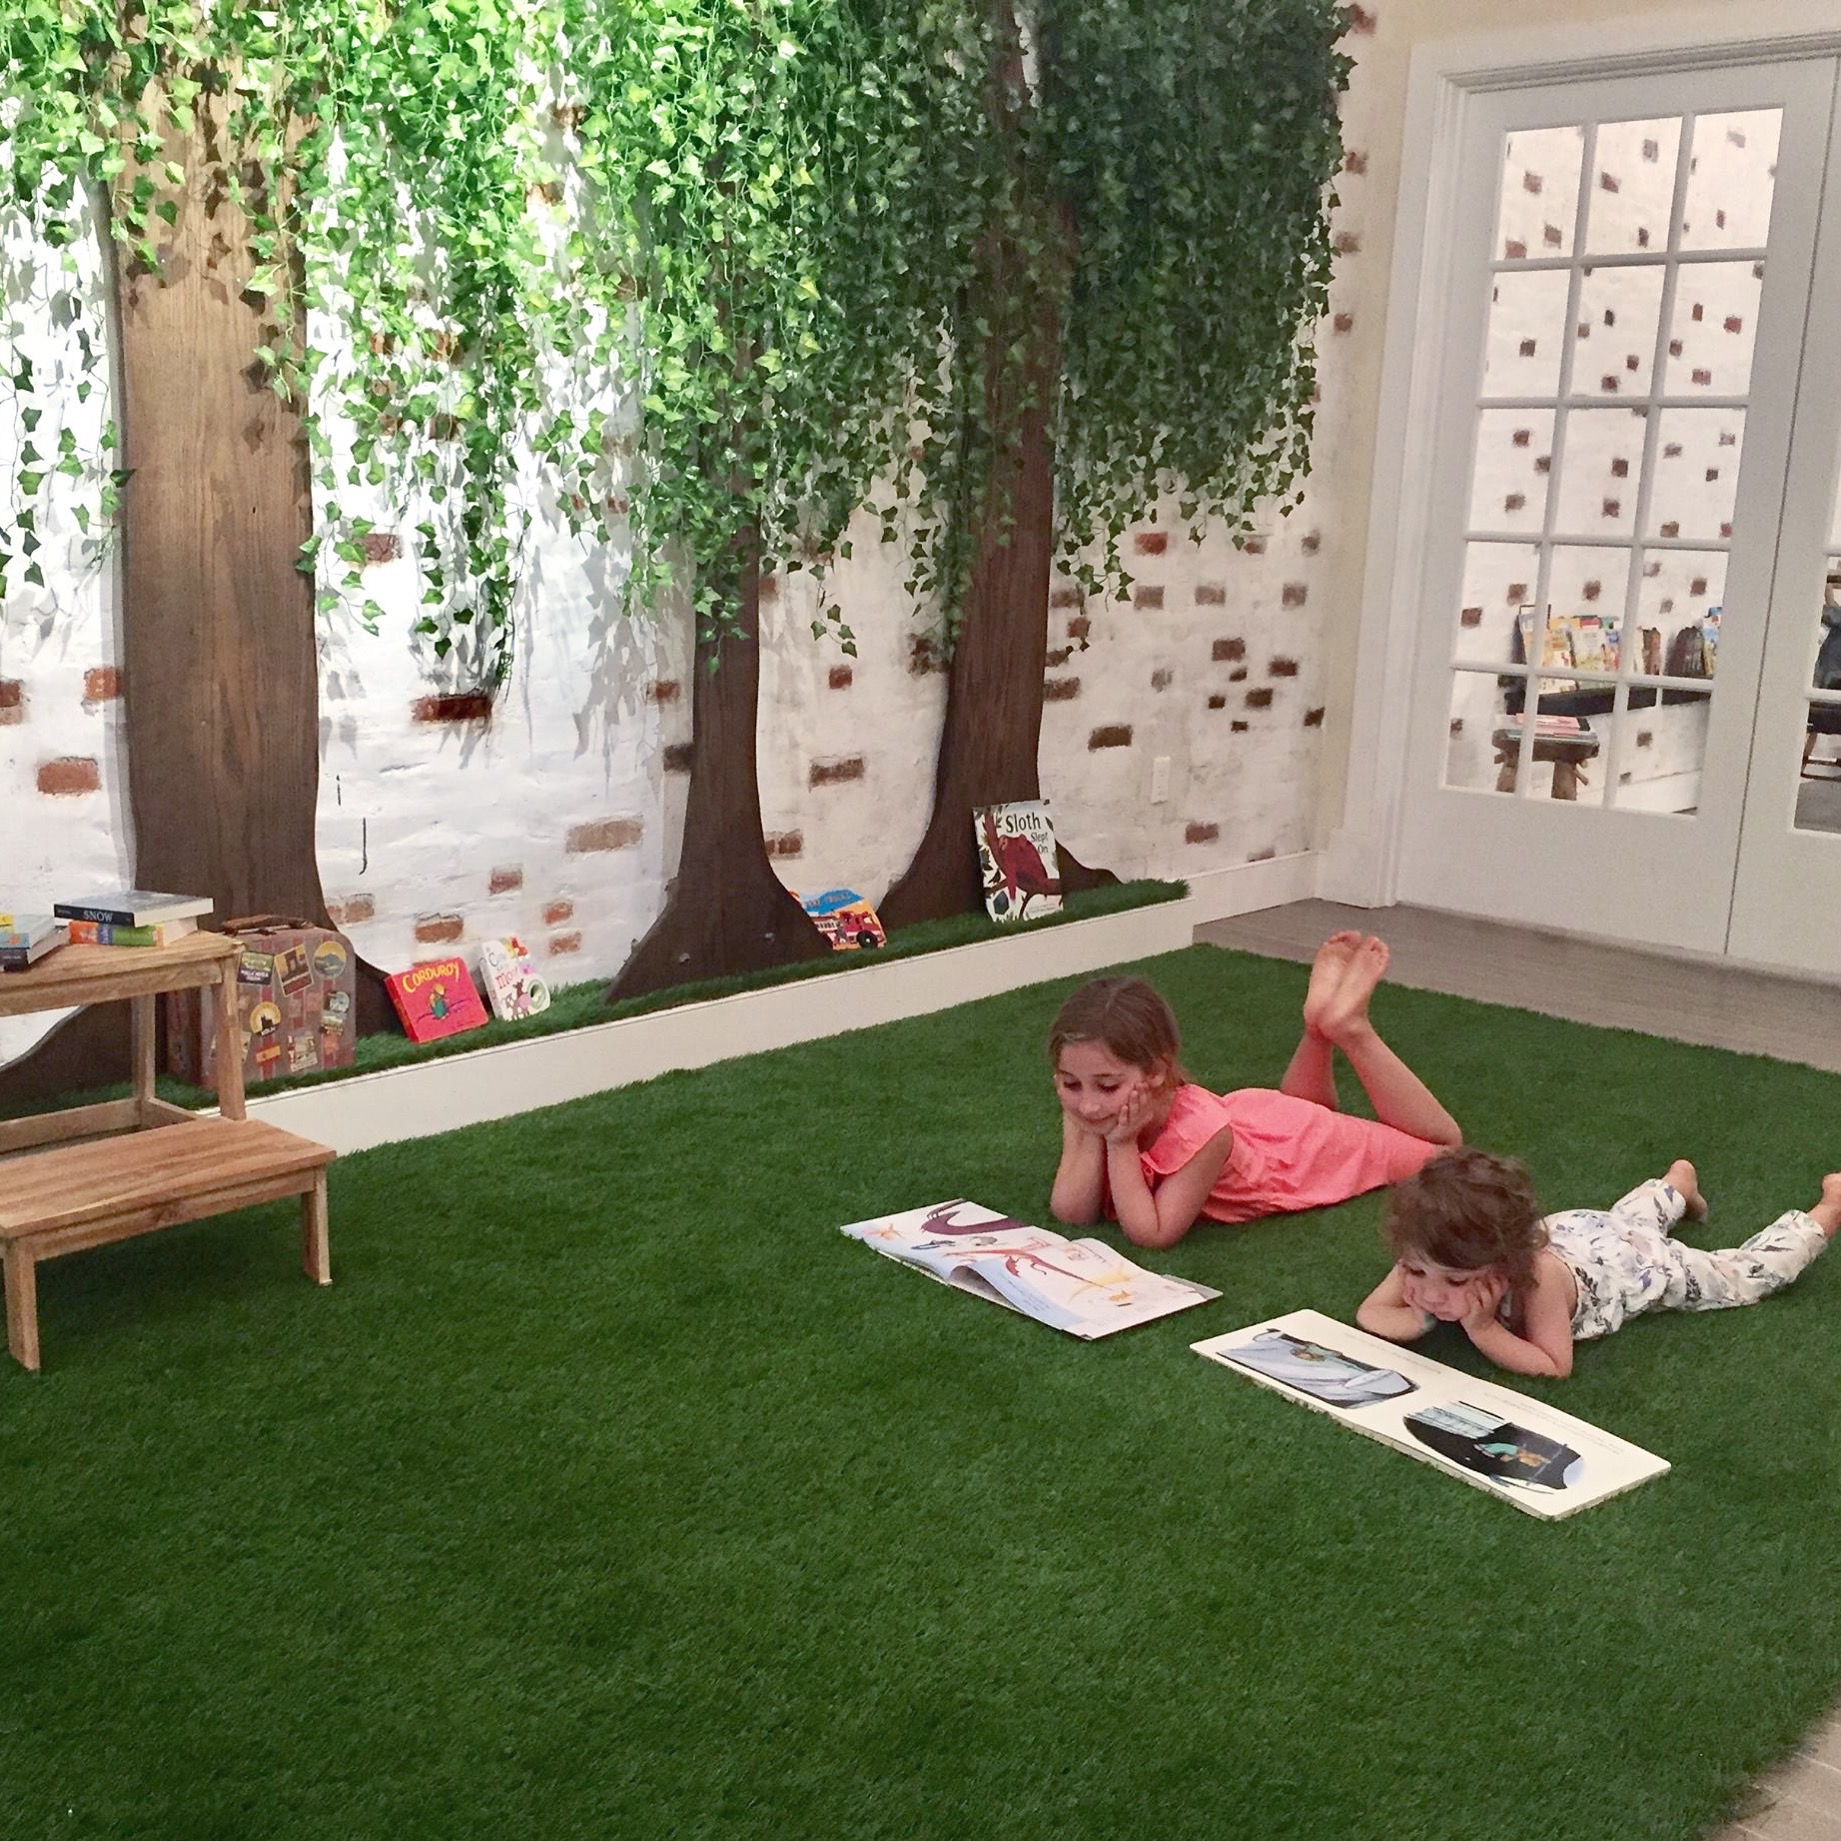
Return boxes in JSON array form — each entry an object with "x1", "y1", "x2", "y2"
[
  {"x1": 215, "y1": 959, "x2": 247, "y2": 1122},
  {"x1": 301, "y1": 1171, "x2": 331, "y2": 1285},
  {"x1": 5, "y1": 1243, "x2": 40, "y2": 1373},
  {"x1": 131, "y1": 994, "x2": 157, "y2": 1125},
  {"x1": 1552, "y1": 759, "x2": 1580, "y2": 801}
]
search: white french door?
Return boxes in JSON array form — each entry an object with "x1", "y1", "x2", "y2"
[{"x1": 1393, "y1": 57, "x2": 1841, "y2": 963}]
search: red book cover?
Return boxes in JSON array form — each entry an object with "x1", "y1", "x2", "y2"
[{"x1": 385, "y1": 957, "x2": 491, "y2": 1043}]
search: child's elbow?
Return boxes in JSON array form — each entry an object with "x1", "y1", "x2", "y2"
[{"x1": 1123, "y1": 1214, "x2": 1190, "y2": 1251}]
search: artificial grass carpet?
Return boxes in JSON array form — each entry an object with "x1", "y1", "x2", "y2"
[{"x1": 4, "y1": 943, "x2": 1839, "y2": 1841}]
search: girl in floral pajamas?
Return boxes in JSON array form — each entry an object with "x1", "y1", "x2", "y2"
[{"x1": 1356, "y1": 1146, "x2": 1841, "y2": 1378}]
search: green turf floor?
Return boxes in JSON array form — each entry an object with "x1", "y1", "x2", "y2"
[{"x1": 4, "y1": 944, "x2": 1838, "y2": 1841}]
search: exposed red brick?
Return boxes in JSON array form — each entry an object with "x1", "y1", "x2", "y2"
[
  {"x1": 544, "y1": 899, "x2": 575, "y2": 926},
  {"x1": 488, "y1": 866, "x2": 524, "y2": 896},
  {"x1": 548, "y1": 931, "x2": 583, "y2": 956},
  {"x1": 340, "y1": 893, "x2": 376, "y2": 924},
  {"x1": 1049, "y1": 586, "x2": 1084, "y2": 609},
  {"x1": 1066, "y1": 616, "x2": 1091, "y2": 642},
  {"x1": 1692, "y1": 367, "x2": 1712, "y2": 386},
  {"x1": 1231, "y1": 720, "x2": 1249, "y2": 732},
  {"x1": 1242, "y1": 535, "x2": 1267, "y2": 556},
  {"x1": 1088, "y1": 725, "x2": 1133, "y2": 750},
  {"x1": 1246, "y1": 687, "x2": 1275, "y2": 709},
  {"x1": 809, "y1": 756, "x2": 866, "y2": 787},
  {"x1": 663, "y1": 742, "x2": 694, "y2": 773},
  {"x1": 765, "y1": 831, "x2": 804, "y2": 859},
  {"x1": 1281, "y1": 583, "x2": 1308, "y2": 608},
  {"x1": 1304, "y1": 707, "x2": 1326, "y2": 727},
  {"x1": 1207, "y1": 694, "x2": 1227, "y2": 710},
  {"x1": 414, "y1": 913, "x2": 464, "y2": 944},
  {"x1": 1195, "y1": 584, "x2": 1227, "y2": 606},
  {"x1": 1045, "y1": 647, "x2": 1072, "y2": 668},
  {"x1": 759, "y1": 574, "x2": 779, "y2": 602},
  {"x1": 1334, "y1": 231, "x2": 1362, "y2": 255},
  {"x1": 37, "y1": 756, "x2": 99, "y2": 796},
  {"x1": 1344, "y1": 2, "x2": 1376, "y2": 32},
  {"x1": 1151, "y1": 668, "x2": 1174, "y2": 691},
  {"x1": 1269, "y1": 657, "x2": 1300, "y2": 677},
  {"x1": 567, "y1": 817, "x2": 644, "y2": 852},
  {"x1": 827, "y1": 665, "x2": 854, "y2": 690},
  {"x1": 83, "y1": 666, "x2": 122, "y2": 702},
  {"x1": 324, "y1": 901, "x2": 346, "y2": 926},
  {"x1": 1333, "y1": 312, "x2": 1355, "y2": 334},
  {"x1": 1044, "y1": 677, "x2": 1081, "y2": 701},
  {"x1": 1450, "y1": 719, "x2": 1464, "y2": 738},
  {"x1": 909, "y1": 635, "x2": 948, "y2": 675},
  {"x1": 0, "y1": 679, "x2": 22, "y2": 725},
  {"x1": 1213, "y1": 637, "x2": 1246, "y2": 662},
  {"x1": 360, "y1": 531, "x2": 403, "y2": 566},
  {"x1": 649, "y1": 679, "x2": 681, "y2": 704},
  {"x1": 1344, "y1": 149, "x2": 1368, "y2": 175},
  {"x1": 1229, "y1": 668, "x2": 1249, "y2": 683},
  {"x1": 1185, "y1": 822, "x2": 1220, "y2": 845},
  {"x1": 1302, "y1": 530, "x2": 1322, "y2": 554},
  {"x1": 1637, "y1": 731, "x2": 1654, "y2": 749},
  {"x1": 1460, "y1": 607, "x2": 1483, "y2": 628},
  {"x1": 412, "y1": 692, "x2": 493, "y2": 724},
  {"x1": 1133, "y1": 530, "x2": 1169, "y2": 555},
  {"x1": 1134, "y1": 584, "x2": 1165, "y2": 610},
  {"x1": 1505, "y1": 240, "x2": 1528, "y2": 260}
]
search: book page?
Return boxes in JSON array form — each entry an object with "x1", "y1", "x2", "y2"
[{"x1": 1193, "y1": 1310, "x2": 1668, "y2": 1518}]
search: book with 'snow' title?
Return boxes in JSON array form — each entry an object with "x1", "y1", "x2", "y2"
[{"x1": 54, "y1": 890, "x2": 213, "y2": 928}]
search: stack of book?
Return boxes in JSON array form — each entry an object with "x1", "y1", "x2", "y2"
[
  {"x1": 0, "y1": 913, "x2": 64, "y2": 973},
  {"x1": 53, "y1": 890, "x2": 213, "y2": 947}
]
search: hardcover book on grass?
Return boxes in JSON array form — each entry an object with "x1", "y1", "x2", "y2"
[
  {"x1": 478, "y1": 936, "x2": 551, "y2": 1021},
  {"x1": 974, "y1": 800, "x2": 1063, "y2": 923},
  {"x1": 800, "y1": 887, "x2": 887, "y2": 951},
  {"x1": 839, "y1": 1199, "x2": 1218, "y2": 1338},
  {"x1": 1192, "y1": 1309, "x2": 1668, "y2": 1519},
  {"x1": 54, "y1": 890, "x2": 213, "y2": 928},
  {"x1": 385, "y1": 957, "x2": 491, "y2": 1043}
]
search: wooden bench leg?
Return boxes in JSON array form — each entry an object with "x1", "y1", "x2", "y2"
[
  {"x1": 301, "y1": 1171, "x2": 331, "y2": 1286},
  {"x1": 5, "y1": 1242, "x2": 41, "y2": 1372}
]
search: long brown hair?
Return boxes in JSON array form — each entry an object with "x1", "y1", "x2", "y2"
[
  {"x1": 1385, "y1": 1147, "x2": 1547, "y2": 1287},
  {"x1": 1047, "y1": 977, "x2": 1189, "y2": 1086}
]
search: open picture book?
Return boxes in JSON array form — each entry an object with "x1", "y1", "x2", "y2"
[
  {"x1": 839, "y1": 1200, "x2": 1219, "y2": 1339},
  {"x1": 1193, "y1": 1309, "x2": 1668, "y2": 1519}
]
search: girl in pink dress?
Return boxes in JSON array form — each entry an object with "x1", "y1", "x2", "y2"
[{"x1": 1048, "y1": 933, "x2": 1462, "y2": 1248}]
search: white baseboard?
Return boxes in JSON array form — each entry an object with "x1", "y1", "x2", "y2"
[
  {"x1": 242, "y1": 895, "x2": 1206, "y2": 1155},
  {"x1": 1178, "y1": 851, "x2": 1320, "y2": 925}
]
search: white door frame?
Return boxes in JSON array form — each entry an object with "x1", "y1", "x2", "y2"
[{"x1": 1325, "y1": 1, "x2": 1841, "y2": 919}]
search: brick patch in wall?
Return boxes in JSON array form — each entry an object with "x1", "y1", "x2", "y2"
[
  {"x1": 1151, "y1": 668, "x2": 1173, "y2": 691},
  {"x1": 1302, "y1": 530, "x2": 1321, "y2": 554},
  {"x1": 1207, "y1": 694, "x2": 1227, "y2": 710},
  {"x1": 360, "y1": 531, "x2": 404, "y2": 566},
  {"x1": 548, "y1": 931, "x2": 583, "y2": 956},
  {"x1": 1045, "y1": 647, "x2": 1072, "y2": 668},
  {"x1": 1050, "y1": 586, "x2": 1083, "y2": 609},
  {"x1": 1196, "y1": 584, "x2": 1227, "y2": 606},
  {"x1": 648, "y1": 679, "x2": 681, "y2": 704},
  {"x1": 331, "y1": 893, "x2": 376, "y2": 925},
  {"x1": 567, "y1": 817, "x2": 644, "y2": 852},
  {"x1": 1345, "y1": 3, "x2": 1376, "y2": 31},
  {"x1": 412, "y1": 692, "x2": 493, "y2": 724},
  {"x1": 1280, "y1": 583, "x2": 1308, "y2": 609},
  {"x1": 1133, "y1": 584, "x2": 1165, "y2": 610},
  {"x1": 1133, "y1": 530, "x2": 1168, "y2": 555},
  {"x1": 0, "y1": 679, "x2": 23, "y2": 725},
  {"x1": 765, "y1": 831, "x2": 805, "y2": 859},
  {"x1": 1333, "y1": 312, "x2": 1354, "y2": 334},
  {"x1": 1044, "y1": 677, "x2": 1081, "y2": 701},
  {"x1": 1268, "y1": 657, "x2": 1299, "y2": 677},
  {"x1": 1231, "y1": 720, "x2": 1249, "y2": 732},
  {"x1": 1245, "y1": 687, "x2": 1275, "y2": 709},
  {"x1": 488, "y1": 866, "x2": 524, "y2": 895},
  {"x1": 544, "y1": 899, "x2": 575, "y2": 926},
  {"x1": 828, "y1": 664, "x2": 854, "y2": 690},
  {"x1": 1212, "y1": 637, "x2": 1246, "y2": 662},
  {"x1": 1304, "y1": 707, "x2": 1326, "y2": 727},
  {"x1": 1230, "y1": 668, "x2": 1248, "y2": 682},
  {"x1": 1067, "y1": 616, "x2": 1091, "y2": 642},
  {"x1": 1089, "y1": 725, "x2": 1132, "y2": 750},
  {"x1": 414, "y1": 913, "x2": 465, "y2": 945},
  {"x1": 82, "y1": 666, "x2": 122, "y2": 702},
  {"x1": 909, "y1": 635, "x2": 948, "y2": 675},
  {"x1": 1241, "y1": 535, "x2": 1267, "y2": 556},
  {"x1": 809, "y1": 756, "x2": 866, "y2": 787},
  {"x1": 663, "y1": 742, "x2": 694, "y2": 773},
  {"x1": 37, "y1": 756, "x2": 99, "y2": 796},
  {"x1": 1184, "y1": 822, "x2": 1220, "y2": 845},
  {"x1": 1344, "y1": 149, "x2": 1368, "y2": 176},
  {"x1": 1334, "y1": 231, "x2": 1362, "y2": 255},
  {"x1": 759, "y1": 574, "x2": 779, "y2": 602}
]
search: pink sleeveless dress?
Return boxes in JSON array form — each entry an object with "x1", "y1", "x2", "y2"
[{"x1": 1130, "y1": 1084, "x2": 1441, "y2": 1225}]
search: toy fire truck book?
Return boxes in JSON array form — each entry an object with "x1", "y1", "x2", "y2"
[
  {"x1": 800, "y1": 888, "x2": 887, "y2": 950},
  {"x1": 385, "y1": 957, "x2": 492, "y2": 1044},
  {"x1": 974, "y1": 800, "x2": 1064, "y2": 924},
  {"x1": 839, "y1": 1199, "x2": 1218, "y2": 1339},
  {"x1": 478, "y1": 936, "x2": 552, "y2": 1021}
]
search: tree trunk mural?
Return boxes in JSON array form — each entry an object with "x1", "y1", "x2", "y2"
[
  {"x1": 0, "y1": 110, "x2": 382, "y2": 1107},
  {"x1": 608, "y1": 540, "x2": 829, "y2": 1001}
]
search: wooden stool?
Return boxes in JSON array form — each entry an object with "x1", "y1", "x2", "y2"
[{"x1": 1492, "y1": 728, "x2": 1601, "y2": 800}]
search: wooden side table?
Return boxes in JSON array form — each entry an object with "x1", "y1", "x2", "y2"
[{"x1": 0, "y1": 932, "x2": 335, "y2": 1370}]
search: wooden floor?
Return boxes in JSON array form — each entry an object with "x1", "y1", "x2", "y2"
[{"x1": 1196, "y1": 898, "x2": 1841, "y2": 1841}]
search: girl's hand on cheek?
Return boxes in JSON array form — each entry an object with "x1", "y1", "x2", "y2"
[
  {"x1": 1458, "y1": 1271, "x2": 1508, "y2": 1333},
  {"x1": 1103, "y1": 1080, "x2": 1152, "y2": 1146}
]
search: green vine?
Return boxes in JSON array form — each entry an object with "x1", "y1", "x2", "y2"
[{"x1": 2, "y1": 0, "x2": 1345, "y2": 680}]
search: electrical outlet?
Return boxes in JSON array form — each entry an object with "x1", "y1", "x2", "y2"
[{"x1": 1150, "y1": 754, "x2": 1172, "y2": 804}]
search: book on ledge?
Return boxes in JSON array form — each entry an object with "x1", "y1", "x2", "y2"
[
  {"x1": 0, "y1": 914, "x2": 61, "y2": 949},
  {"x1": 839, "y1": 1199, "x2": 1219, "y2": 1338},
  {"x1": 54, "y1": 890, "x2": 214, "y2": 928},
  {"x1": 65, "y1": 918, "x2": 198, "y2": 948},
  {"x1": 0, "y1": 932, "x2": 63, "y2": 971},
  {"x1": 1192, "y1": 1309, "x2": 1668, "y2": 1520}
]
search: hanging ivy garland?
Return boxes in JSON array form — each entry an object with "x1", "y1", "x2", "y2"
[{"x1": 1, "y1": 0, "x2": 1345, "y2": 677}]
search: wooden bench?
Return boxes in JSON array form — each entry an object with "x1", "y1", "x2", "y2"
[{"x1": 0, "y1": 1116, "x2": 335, "y2": 1372}]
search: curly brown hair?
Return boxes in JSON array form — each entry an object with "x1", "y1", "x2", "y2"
[
  {"x1": 1385, "y1": 1147, "x2": 1547, "y2": 1285},
  {"x1": 1047, "y1": 976, "x2": 1189, "y2": 1086}
]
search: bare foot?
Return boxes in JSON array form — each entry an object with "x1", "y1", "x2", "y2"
[
  {"x1": 1810, "y1": 1172, "x2": 1841, "y2": 1239},
  {"x1": 1316, "y1": 935, "x2": 1390, "y2": 1047},
  {"x1": 1303, "y1": 931, "x2": 1362, "y2": 1039},
  {"x1": 1663, "y1": 1158, "x2": 1708, "y2": 1221}
]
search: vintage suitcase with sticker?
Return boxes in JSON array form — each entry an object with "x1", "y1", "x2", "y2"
[{"x1": 164, "y1": 915, "x2": 358, "y2": 1088}]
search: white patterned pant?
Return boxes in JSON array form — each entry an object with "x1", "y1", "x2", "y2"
[{"x1": 1544, "y1": 1178, "x2": 1831, "y2": 1342}]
